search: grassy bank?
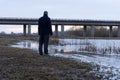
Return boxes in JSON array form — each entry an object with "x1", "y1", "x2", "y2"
[{"x1": 0, "y1": 36, "x2": 102, "y2": 80}]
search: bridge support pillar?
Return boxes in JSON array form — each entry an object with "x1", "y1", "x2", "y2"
[
  {"x1": 61, "y1": 24, "x2": 64, "y2": 35},
  {"x1": 109, "y1": 26, "x2": 112, "y2": 38},
  {"x1": 117, "y1": 26, "x2": 120, "y2": 37},
  {"x1": 28, "y1": 24, "x2": 31, "y2": 35},
  {"x1": 91, "y1": 26, "x2": 95, "y2": 37},
  {"x1": 23, "y1": 24, "x2": 27, "y2": 36},
  {"x1": 83, "y1": 25, "x2": 87, "y2": 37},
  {"x1": 55, "y1": 25, "x2": 58, "y2": 37}
]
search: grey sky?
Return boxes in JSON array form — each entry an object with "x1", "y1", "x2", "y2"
[
  {"x1": 0, "y1": 0, "x2": 120, "y2": 20},
  {"x1": 0, "y1": 0, "x2": 120, "y2": 33}
]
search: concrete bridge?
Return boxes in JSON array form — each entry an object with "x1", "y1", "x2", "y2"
[{"x1": 1, "y1": 17, "x2": 120, "y2": 37}]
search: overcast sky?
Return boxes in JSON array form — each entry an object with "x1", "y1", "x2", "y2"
[
  {"x1": 0, "y1": 0, "x2": 120, "y2": 33},
  {"x1": 0, "y1": 0, "x2": 120, "y2": 20}
]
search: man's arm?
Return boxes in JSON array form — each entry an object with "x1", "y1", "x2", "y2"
[
  {"x1": 48, "y1": 18, "x2": 53, "y2": 35},
  {"x1": 38, "y1": 19, "x2": 40, "y2": 35}
]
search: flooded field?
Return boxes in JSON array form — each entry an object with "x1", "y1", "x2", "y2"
[{"x1": 11, "y1": 39, "x2": 120, "y2": 80}]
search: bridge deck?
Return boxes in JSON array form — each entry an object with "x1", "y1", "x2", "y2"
[{"x1": 0, "y1": 18, "x2": 120, "y2": 26}]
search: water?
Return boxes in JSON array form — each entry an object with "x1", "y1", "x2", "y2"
[
  {"x1": 11, "y1": 39, "x2": 120, "y2": 80},
  {"x1": 11, "y1": 40, "x2": 39, "y2": 52}
]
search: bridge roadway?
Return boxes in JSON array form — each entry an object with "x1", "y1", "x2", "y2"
[{"x1": 0, "y1": 17, "x2": 120, "y2": 37}]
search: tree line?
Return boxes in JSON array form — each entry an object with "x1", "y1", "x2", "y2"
[{"x1": 62, "y1": 26, "x2": 118, "y2": 38}]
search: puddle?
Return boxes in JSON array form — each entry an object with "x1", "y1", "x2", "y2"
[
  {"x1": 11, "y1": 40, "x2": 77, "y2": 53},
  {"x1": 11, "y1": 39, "x2": 120, "y2": 80},
  {"x1": 11, "y1": 40, "x2": 39, "y2": 52}
]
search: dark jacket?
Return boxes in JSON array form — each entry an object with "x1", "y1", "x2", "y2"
[{"x1": 38, "y1": 15, "x2": 53, "y2": 35}]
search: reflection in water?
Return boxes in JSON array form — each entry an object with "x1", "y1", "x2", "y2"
[
  {"x1": 27, "y1": 41, "x2": 31, "y2": 48},
  {"x1": 22, "y1": 41, "x2": 31, "y2": 48},
  {"x1": 23, "y1": 41, "x2": 26, "y2": 47},
  {"x1": 11, "y1": 40, "x2": 39, "y2": 52},
  {"x1": 54, "y1": 49, "x2": 73, "y2": 53},
  {"x1": 11, "y1": 40, "x2": 74, "y2": 53}
]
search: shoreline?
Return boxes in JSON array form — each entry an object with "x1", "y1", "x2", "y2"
[{"x1": 0, "y1": 36, "x2": 102, "y2": 80}]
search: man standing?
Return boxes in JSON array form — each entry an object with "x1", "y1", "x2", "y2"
[{"x1": 38, "y1": 11, "x2": 53, "y2": 55}]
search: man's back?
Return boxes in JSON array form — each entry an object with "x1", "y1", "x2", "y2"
[{"x1": 38, "y1": 14, "x2": 52, "y2": 35}]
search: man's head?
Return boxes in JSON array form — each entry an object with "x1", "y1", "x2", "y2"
[{"x1": 43, "y1": 11, "x2": 48, "y2": 16}]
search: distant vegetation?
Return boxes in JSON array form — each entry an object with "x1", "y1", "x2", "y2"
[{"x1": 61, "y1": 26, "x2": 118, "y2": 38}]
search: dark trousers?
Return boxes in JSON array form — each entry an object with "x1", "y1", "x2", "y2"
[{"x1": 39, "y1": 35, "x2": 49, "y2": 54}]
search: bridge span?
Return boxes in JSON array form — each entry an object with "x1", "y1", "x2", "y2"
[{"x1": 0, "y1": 17, "x2": 120, "y2": 37}]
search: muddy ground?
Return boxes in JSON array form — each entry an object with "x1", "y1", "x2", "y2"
[{"x1": 0, "y1": 36, "x2": 102, "y2": 80}]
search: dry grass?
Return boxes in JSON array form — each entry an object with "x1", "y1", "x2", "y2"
[
  {"x1": 0, "y1": 36, "x2": 102, "y2": 80},
  {"x1": 0, "y1": 36, "x2": 58, "y2": 46}
]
